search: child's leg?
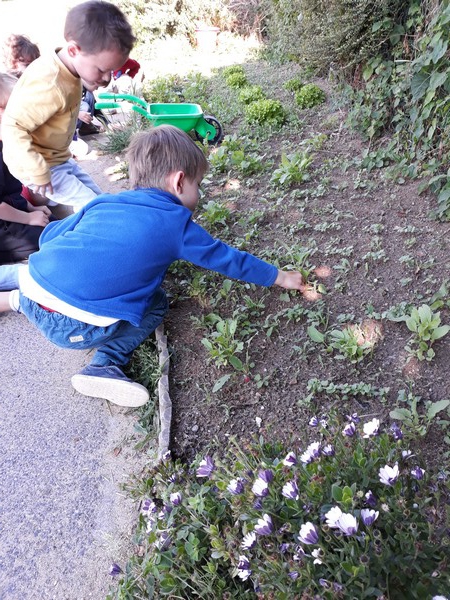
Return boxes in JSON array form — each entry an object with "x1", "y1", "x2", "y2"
[
  {"x1": 0, "y1": 263, "x2": 20, "y2": 291},
  {"x1": 89, "y1": 288, "x2": 168, "y2": 367},
  {"x1": 47, "y1": 160, "x2": 102, "y2": 212},
  {"x1": 0, "y1": 291, "x2": 12, "y2": 312}
]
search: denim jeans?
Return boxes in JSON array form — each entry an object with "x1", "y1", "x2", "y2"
[
  {"x1": 19, "y1": 288, "x2": 168, "y2": 367},
  {"x1": 43, "y1": 159, "x2": 102, "y2": 212},
  {"x1": 0, "y1": 263, "x2": 20, "y2": 291}
]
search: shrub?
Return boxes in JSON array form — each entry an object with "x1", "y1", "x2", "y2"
[
  {"x1": 283, "y1": 77, "x2": 304, "y2": 93},
  {"x1": 225, "y1": 71, "x2": 248, "y2": 88},
  {"x1": 244, "y1": 98, "x2": 286, "y2": 126},
  {"x1": 238, "y1": 85, "x2": 266, "y2": 105},
  {"x1": 295, "y1": 83, "x2": 326, "y2": 109},
  {"x1": 110, "y1": 414, "x2": 450, "y2": 598},
  {"x1": 221, "y1": 64, "x2": 245, "y2": 78}
]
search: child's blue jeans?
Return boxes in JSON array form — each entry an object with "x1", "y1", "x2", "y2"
[{"x1": 18, "y1": 288, "x2": 168, "y2": 367}]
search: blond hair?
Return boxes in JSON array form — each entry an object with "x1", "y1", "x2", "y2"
[
  {"x1": 126, "y1": 125, "x2": 209, "y2": 190},
  {"x1": 0, "y1": 72, "x2": 18, "y2": 109}
]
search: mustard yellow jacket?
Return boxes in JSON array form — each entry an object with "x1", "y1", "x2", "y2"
[{"x1": 2, "y1": 50, "x2": 81, "y2": 186}]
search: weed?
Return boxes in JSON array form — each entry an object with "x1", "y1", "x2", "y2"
[
  {"x1": 295, "y1": 83, "x2": 326, "y2": 109},
  {"x1": 399, "y1": 304, "x2": 450, "y2": 361},
  {"x1": 270, "y1": 151, "x2": 313, "y2": 187},
  {"x1": 389, "y1": 389, "x2": 450, "y2": 438}
]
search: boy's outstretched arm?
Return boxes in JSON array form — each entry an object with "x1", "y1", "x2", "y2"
[{"x1": 274, "y1": 270, "x2": 305, "y2": 291}]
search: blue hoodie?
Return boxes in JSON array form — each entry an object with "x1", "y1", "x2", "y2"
[{"x1": 29, "y1": 188, "x2": 278, "y2": 326}]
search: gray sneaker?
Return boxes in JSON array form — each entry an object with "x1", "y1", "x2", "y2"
[{"x1": 71, "y1": 365, "x2": 149, "y2": 407}]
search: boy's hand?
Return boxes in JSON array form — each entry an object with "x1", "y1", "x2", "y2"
[
  {"x1": 29, "y1": 205, "x2": 52, "y2": 216},
  {"x1": 274, "y1": 270, "x2": 305, "y2": 291},
  {"x1": 78, "y1": 111, "x2": 93, "y2": 124},
  {"x1": 27, "y1": 211, "x2": 50, "y2": 227}
]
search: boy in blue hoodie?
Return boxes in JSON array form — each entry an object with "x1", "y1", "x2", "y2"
[{"x1": 0, "y1": 125, "x2": 306, "y2": 407}]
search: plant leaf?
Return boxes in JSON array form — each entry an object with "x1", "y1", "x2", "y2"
[{"x1": 427, "y1": 399, "x2": 450, "y2": 419}]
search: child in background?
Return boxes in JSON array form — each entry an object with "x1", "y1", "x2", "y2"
[
  {"x1": 1, "y1": 1, "x2": 135, "y2": 212},
  {"x1": 1, "y1": 34, "x2": 40, "y2": 78},
  {"x1": 0, "y1": 73, "x2": 52, "y2": 265},
  {"x1": 0, "y1": 126, "x2": 308, "y2": 408}
]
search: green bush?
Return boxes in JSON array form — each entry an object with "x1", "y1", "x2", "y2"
[
  {"x1": 238, "y1": 85, "x2": 266, "y2": 104},
  {"x1": 283, "y1": 77, "x2": 304, "y2": 93},
  {"x1": 225, "y1": 71, "x2": 248, "y2": 89},
  {"x1": 295, "y1": 83, "x2": 326, "y2": 109},
  {"x1": 221, "y1": 65, "x2": 245, "y2": 78},
  {"x1": 109, "y1": 414, "x2": 450, "y2": 598},
  {"x1": 244, "y1": 98, "x2": 286, "y2": 126}
]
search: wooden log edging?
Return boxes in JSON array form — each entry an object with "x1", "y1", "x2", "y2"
[{"x1": 155, "y1": 324, "x2": 172, "y2": 461}]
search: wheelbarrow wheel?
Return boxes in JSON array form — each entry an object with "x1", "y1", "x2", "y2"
[{"x1": 195, "y1": 115, "x2": 224, "y2": 145}]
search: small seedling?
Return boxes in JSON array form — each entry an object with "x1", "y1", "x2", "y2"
[
  {"x1": 399, "y1": 304, "x2": 450, "y2": 361},
  {"x1": 270, "y1": 151, "x2": 313, "y2": 187},
  {"x1": 389, "y1": 389, "x2": 450, "y2": 438}
]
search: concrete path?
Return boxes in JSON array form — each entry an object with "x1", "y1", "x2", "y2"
[{"x1": 0, "y1": 311, "x2": 147, "y2": 599}]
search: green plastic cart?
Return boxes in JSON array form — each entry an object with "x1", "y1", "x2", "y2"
[{"x1": 95, "y1": 92, "x2": 224, "y2": 144}]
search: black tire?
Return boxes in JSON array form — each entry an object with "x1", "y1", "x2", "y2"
[{"x1": 195, "y1": 115, "x2": 224, "y2": 145}]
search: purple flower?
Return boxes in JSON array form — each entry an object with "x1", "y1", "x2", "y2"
[
  {"x1": 238, "y1": 555, "x2": 250, "y2": 570},
  {"x1": 363, "y1": 418, "x2": 380, "y2": 438},
  {"x1": 293, "y1": 545, "x2": 306, "y2": 560},
  {"x1": 161, "y1": 450, "x2": 171, "y2": 461},
  {"x1": 325, "y1": 506, "x2": 343, "y2": 528},
  {"x1": 252, "y1": 477, "x2": 269, "y2": 497},
  {"x1": 288, "y1": 571, "x2": 299, "y2": 580},
  {"x1": 402, "y1": 450, "x2": 412, "y2": 458},
  {"x1": 346, "y1": 412, "x2": 360, "y2": 423},
  {"x1": 241, "y1": 531, "x2": 256, "y2": 550},
  {"x1": 142, "y1": 499, "x2": 158, "y2": 514},
  {"x1": 283, "y1": 451, "x2": 297, "y2": 466},
  {"x1": 300, "y1": 441, "x2": 321, "y2": 464},
  {"x1": 253, "y1": 498, "x2": 263, "y2": 510},
  {"x1": 319, "y1": 578, "x2": 330, "y2": 588},
  {"x1": 379, "y1": 463, "x2": 399, "y2": 486},
  {"x1": 156, "y1": 530, "x2": 171, "y2": 550},
  {"x1": 309, "y1": 416, "x2": 319, "y2": 426},
  {"x1": 333, "y1": 582, "x2": 344, "y2": 592},
  {"x1": 279, "y1": 543, "x2": 290, "y2": 553},
  {"x1": 411, "y1": 466, "x2": 425, "y2": 480},
  {"x1": 364, "y1": 490, "x2": 377, "y2": 508},
  {"x1": 254, "y1": 513, "x2": 273, "y2": 535},
  {"x1": 259, "y1": 469, "x2": 274, "y2": 483},
  {"x1": 227, "y1": 478, "x2": 245, "y2": 495},
  {"x1": 336, "y1": 513, "x2": 358, "y2": 535},
  {"x1": 322, "y1": 444, "x2": 335, "y2": 456},
  {"x1": 298, "y1": 522, "x2": 319, "y2": 545},
  {"x1": 342, "y1": 422, "x2": 356, "y2": 436},
  {"x1": 320, "y1": 417, "x2": 328, "y2": 428},
  {"x1": 237, "y1": 568, "x2": 252, "y2": 581},
  {"x1": 196, "y1": 456, "x2": 215, "y2": 478},
  {"x1": 170, "y1": 491, "x2": 182, "y2": 506},
  {"x1": 390, "y1": 422, "x2": 403, "y2": 440},
  {"x1": 109, "y1": 563, "x2": 122, "y2": 576},
  {"x1": 282, "y1": 480, "x2": 299, "y2": 500},
  {"x1": 361, "y1": 508, "x2": 379, "y2": 526}
]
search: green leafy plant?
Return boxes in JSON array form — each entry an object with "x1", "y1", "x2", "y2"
[
  {"x1": 225, "y1": 71, "x2": 248, "y2": 89},
  {"x1": 389, "y1": 389, "x2": 450, "y2": 438},
  {"x1": 283, "y1": 76, "x2": 304, "y2": 92},
  {"x1": 110, "y1": 415, "x2": 450, "y2": 599},
  {"x1": 221, "y1": 65, "x2": 245, "y2": 78},
  {"x1": 399, "y1": 304, "x2": 450, "y2": 361},
  {"x1": 238, "y1": 85, "x2": 266, "y2": 105},
  {"x1": 198, "y1": 313, "x2": 248, "y2": 371},
  {"x1": 244, "y1": 99, "x2": 286, "y2": 126},
  {"x1": 295, "y1": 83, "x2": 326, "y2": 109},
  {"x1": 199, "y1": 200, "x2": 231, "y2": 231},
  {"x1": 270, "y1": 150, "x2": 313, "y2": 186}
]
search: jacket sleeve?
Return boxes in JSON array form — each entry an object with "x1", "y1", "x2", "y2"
[
  {"x1": 180, "y1": 219, "x2": 278, "y2": 286},
  {"x1": 2, "y1": 77, "x2": 64, "y2": 184}
]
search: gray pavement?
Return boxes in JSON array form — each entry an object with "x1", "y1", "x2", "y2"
[{"x1": 0, "y1": 311, "x2": 148, "y2": 599}]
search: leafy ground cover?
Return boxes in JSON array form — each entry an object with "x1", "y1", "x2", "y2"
[
  {"x1": 136, "y1": 61, "x2": 450, "y2": 468},
  {"x1": 104, "y1": 48, "x2": 450, "y2": 597}
]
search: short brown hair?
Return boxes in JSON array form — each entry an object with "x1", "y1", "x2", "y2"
[
  {"x1": 126, "y1": 125, "x2": 209, "y2": 190},
  {"x1": 64, "y1": 1, "x2": 135, "y2": 55},
  {"x1": 2, "y1": 34, "x2": 40, "y2": 76},
  {"x1": 0, "y1": 72, "x2": 18, "y2": 109}
]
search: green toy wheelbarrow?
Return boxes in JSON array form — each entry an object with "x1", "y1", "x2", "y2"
[{"x1": 95, "y1": 92, "x2": 224, "y2": 144}]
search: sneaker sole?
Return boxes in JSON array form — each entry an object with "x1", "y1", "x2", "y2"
[{"x1": 71, "y1": 373, "x2": 149, "y2": 407}]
